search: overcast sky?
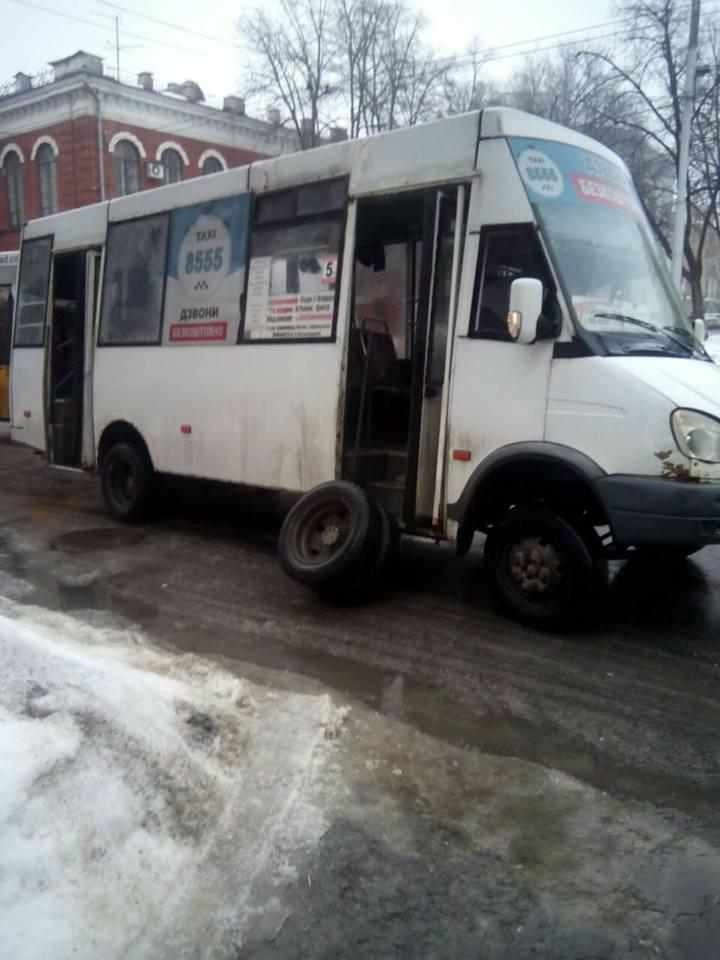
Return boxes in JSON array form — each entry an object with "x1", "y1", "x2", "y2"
[{"x1": 3, "y1": 0, "x2": 615, "y2": 109}]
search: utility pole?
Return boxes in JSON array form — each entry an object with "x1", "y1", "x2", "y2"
[
  {"x1": 671, "y1": 0, "x2": 701, "y2": 290},
  {"x1": 115, "y1": 16, "x2": 121, "y2": 83}
]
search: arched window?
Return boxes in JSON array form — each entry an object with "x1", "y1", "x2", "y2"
[
  {"x1": 113, "y1": 140, "x2": 140, "y2": 196},
  {"x1": 37, "y1": 143, "x2": 57, "y2": 216},
  {"x1": 201, "y1": 155, "x2": 223, "y2": 175},
  {"x1": 4, "y1": 152, "x2": 23, "y2": 229},
  {"x1": 162, "y1": 148, "x2": 183, "y2": 184}
]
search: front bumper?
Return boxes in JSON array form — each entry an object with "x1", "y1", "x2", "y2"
[{"x1": 593, "y1": 475, "x2": 720, "y2": 548}]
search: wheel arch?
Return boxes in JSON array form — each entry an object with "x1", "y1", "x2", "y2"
[
  {"x1": 97, "y1": 420, "x2": 154, "y2": 471},
  {"x1": 447, "y1": 442, "x2": 610, "y2": 555}
]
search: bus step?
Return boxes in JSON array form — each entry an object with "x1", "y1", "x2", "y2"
[{"x1": 367, "y1": 480, "x2": 405, "y2": 516}]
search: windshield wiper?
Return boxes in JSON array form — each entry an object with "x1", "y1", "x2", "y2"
[
  {"x1": 593, "y1": 312, "x2": 659, "y2": 333},
  {"x1": 593, "y1": 312, "x2": 697, "y2": 357},
  {"x1": 661, "y1": 323, "x2": 709, "y2": 359}
]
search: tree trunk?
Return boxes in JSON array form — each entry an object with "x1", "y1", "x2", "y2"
[{"x1": 685, "y1": 247, "x2": 705, "y2": 318}]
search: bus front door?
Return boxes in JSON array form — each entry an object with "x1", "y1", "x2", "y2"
[
  {"x1": 343, "y1": 186, "x2": 465, "y2": 532},
  {"x1": 47, "y1": 249, "x2": 99, "y2": 469}
]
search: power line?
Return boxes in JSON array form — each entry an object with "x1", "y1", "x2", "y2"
[
  {"x1": 6, "y1": 0, "x2": 121, "y2": 33},
  {"x1": 86, "y1": 0, "x2": 717, "y2": 67},
  {"x1": 431, "y1": 0, "x2": 720, "y2": 71},
  {"x1": 7, "y1": 0, "x2": 720, "y2": 105},
  {"x1": 92, "y1": 0, "x2": 246, "y2": 51},
  {"x1": 5, "y1": 0, "x2": 231, "y2": 58}
]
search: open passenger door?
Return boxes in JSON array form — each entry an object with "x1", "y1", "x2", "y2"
[
  {"x1": 47, "y1": 248, "x2": 100, "y2": 468},
  {"x1": 10, "y1": 236, "x2": 53, "y2": 452},
  {"x1": 343, "y1": 186, "x2": 466, "y2": 533}
]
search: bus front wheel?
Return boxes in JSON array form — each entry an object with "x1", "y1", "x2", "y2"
[
  {"x1": 484, "y1": 507, "x2": 607, "y2": 629},
  {"x1": 100, "y1": 441, "x2": 154, "y2": 523}
]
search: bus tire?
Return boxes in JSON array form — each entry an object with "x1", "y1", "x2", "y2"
[
  {"x1": 484, "y1": 507, "x2": 605, "y2": 629},
  {"x1": 100, "y1": 441, "x2": 154, "y2": 523},
  {"x1": 278, "y1": 481, "x2": 381, "y2": 592}
]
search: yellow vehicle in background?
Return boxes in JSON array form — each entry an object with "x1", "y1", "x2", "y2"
[{"x1": 0, "y1": 251, "x2": 18, "y2": 428}]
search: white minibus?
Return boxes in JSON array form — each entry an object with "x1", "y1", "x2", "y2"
[{"x1": 10, "y1": 108, "x2": 720, "y2": 625}]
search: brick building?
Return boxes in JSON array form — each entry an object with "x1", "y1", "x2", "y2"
[{"x1": 0, "y1": 51, "x2": 300, "y2": 251}]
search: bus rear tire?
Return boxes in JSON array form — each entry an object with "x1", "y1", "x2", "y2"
[
  {"x1": 100, "y1": 441, "x2": 154, "y2": 523},
  {"x1": 484, "y1": 507, "x2": 606, "y2": 629},
  {"x1": 278, "y1": 481, "x2": 382, "y2": 597}
]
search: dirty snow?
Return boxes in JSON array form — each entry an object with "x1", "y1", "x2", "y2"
[{"x1": 0, "y1": 599, "x2": 344, "y2": 960}]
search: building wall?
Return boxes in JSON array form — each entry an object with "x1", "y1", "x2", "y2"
[
  {"x1": 97, "y1": 117, "x2": 263, "y2": 200},
  {"x1": 0, "y1": 73, "x2": 299, "y2": 251},
  {"x1": 0, "y1": 115, "x2": 269, "y2": 251}
]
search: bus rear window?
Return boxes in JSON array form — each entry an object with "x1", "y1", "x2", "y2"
[
  {"x1": 99, "y1": 214, "x2": 169, "y2": 346},
  {"x1": 14, "y1": 237, "x2": 52, "y2": 348}
]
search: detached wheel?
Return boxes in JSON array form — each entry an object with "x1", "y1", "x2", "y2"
[
  {"x1": 484, "y1": 507, "x2": 607, "y2": 629},
  {"x1": 278, "y1": 481, "x2": 381, "y2": 596},
  {"x1": 100, "y1": 441, "x2": 154, "y2": 523}
]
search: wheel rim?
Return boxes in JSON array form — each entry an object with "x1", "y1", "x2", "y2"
[
  {"x1": 295, "y1": 500, "x2": 352, "y2": 565},
  {"x1": 502, "y1": 534, "x2": 566, "y2": 604},
  {"x1": 109, "y1": 459, "x2": 137, "y2": 509}
]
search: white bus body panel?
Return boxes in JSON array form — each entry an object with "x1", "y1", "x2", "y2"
[
  {"x1": 546, "y1": 356, "x2": 720, "y2": 480},
  {"x1": 24, "y1": 202, "x2": 108, "y2": 251},
  {"x1": 349, "y1": 113, "x2": 480, "y2": 196},
  {"x1": 10, "y1": 347, "x2": 45, "y2": 450},
  {"x1": 250, "y1": 142, "x2": 353, "y2": 195},
  {"x1": 94, "y1": 203, "x2": 358, "y2": 490},
  {"x1": 108, "y1": 168, "x2": 251, "y2": 221},
  {"x1": 445, "y1": 139, "x2": 555, "y2": 509}
]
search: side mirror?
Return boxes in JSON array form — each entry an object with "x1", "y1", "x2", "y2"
[
  {"x1": 507, "y1": 278, "x2": 543, "y2": 344},
  {"x1": 693, "y1": 317, "x2": 707, "y2": 343}
]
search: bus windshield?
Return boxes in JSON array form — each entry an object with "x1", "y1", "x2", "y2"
[{"x1": 509, "y1": 137, "x2": 704, "y2": 359}]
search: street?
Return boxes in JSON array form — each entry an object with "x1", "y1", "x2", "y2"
[{"x1": 2, "y1": 437, "x2": 720, "y2": 958}]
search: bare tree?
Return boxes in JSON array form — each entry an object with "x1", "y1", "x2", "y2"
[
  {"x1": 577, "y1": 0, "x2": 720, "y2": 316},
  {"x1": 337, "y1": 0, "x2": 450, "y2": 135},
  {"x1": 241, "y1": 0, "x2": 338, "y2": 148},
  {"x1": 335, "y1": 0, "x2": 383, "y2": 138},
  {"x1": 242, "y1": 0, "x2": 450, "y2": 144},
  {"x1": 443, "y1": 39, "x2": 495, "y2": 115}
]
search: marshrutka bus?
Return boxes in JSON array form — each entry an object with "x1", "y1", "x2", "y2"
[
  {"x1": 10, "y1": 108, "x2": 720, "y2": 626},
  {"x1": 0, "y1": 250, "x2": 18, "y2": 435}
]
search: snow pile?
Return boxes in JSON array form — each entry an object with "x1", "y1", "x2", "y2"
[{"x1": 0, "y1": 601, "x2": 344, "y2": 960}]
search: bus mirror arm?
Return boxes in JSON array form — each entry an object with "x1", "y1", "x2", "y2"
[{"x1": 507, "y1": 278, "x2": 543, "y2": 345}]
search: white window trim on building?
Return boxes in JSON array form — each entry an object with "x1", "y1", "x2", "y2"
[
  {"x1": 155, "y1": 141, "x2": 189, "y2": 166},
  {"x1": 30, "y1": 135, "x2": 59, "y2": 161},
  {"x1": 198, "y1": 148, "x2": 227, "y2": 171},
  {"x1": 108, "y1": 131, "x2": 147, "y2": 159},
  {"x1": 0, "y1": 143, "x2": 25, "y2": 166}
]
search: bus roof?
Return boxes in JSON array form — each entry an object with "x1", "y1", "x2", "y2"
[{"x1": 24, "y1": 108, "x2": 628, "y2": 246}]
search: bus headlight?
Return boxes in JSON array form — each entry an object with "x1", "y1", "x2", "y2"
[{"x1": 671, "y1": 409, "x2": 720, "y2": 463}]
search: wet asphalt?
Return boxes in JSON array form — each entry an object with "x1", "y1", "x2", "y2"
[{"x1": 2, "y1": 438, "x2": 720, "y2": 958}]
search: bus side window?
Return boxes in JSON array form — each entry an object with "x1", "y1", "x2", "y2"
[
  {"x1": 241, "y1": 178, "x2": 346, "y2": 343},
  {"x1": 471, "y1": 225, "x2": 553, "y2": 341},
  {"x1": 99, "y1": 215, "x2": 169, "y2": 346},
  {"x1": 15, "y1": 237, "x2": 53, "y2": 347}
]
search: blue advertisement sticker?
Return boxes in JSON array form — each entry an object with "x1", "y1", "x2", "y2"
[
  {"x1": 509, "y1": 137, "x2": 637, "y2": 213},
  {"x1": 163, "y1": 193, "x2": 250, "y2": 345}
]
